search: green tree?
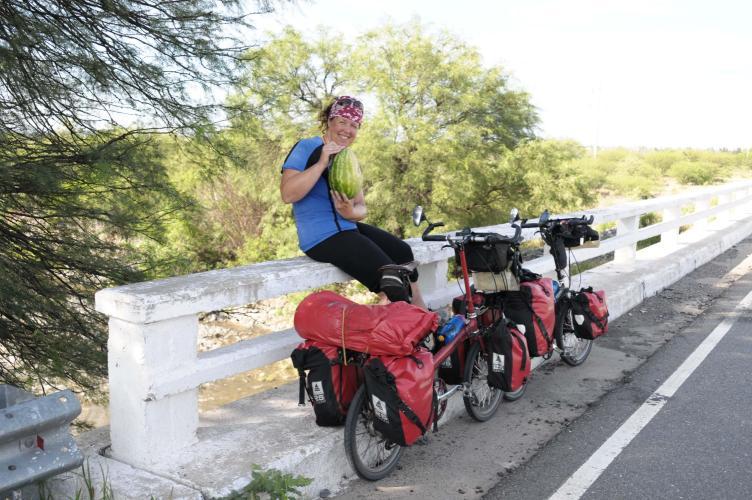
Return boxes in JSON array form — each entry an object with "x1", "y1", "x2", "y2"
[
  {"x1": 220, "y1": 22, "x2": 538, "y2": 251},
  {"x1": 0, "y1": 0, "x2": 285, "y2": 391},
  {"x1": 353, "y1": 22, "x2": 538, "y2": 234},
  {"x1": 220, "y1": 23, "x2": 538, "y2": 249}
]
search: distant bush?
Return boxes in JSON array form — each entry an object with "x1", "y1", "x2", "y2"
[
  {"x1": 605, "y1": 156, "x2": 664, "y2": 198},
  {"x1": 668, "y1": 160, "x2": 720, "y2": 185},
  {"x1": 643, "y1": 150, "x2": 684, "y2": 173}
]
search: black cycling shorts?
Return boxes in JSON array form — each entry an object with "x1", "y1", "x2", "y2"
[{"x1": 305, "y1": 223, "x2": 415, "y2": 293}]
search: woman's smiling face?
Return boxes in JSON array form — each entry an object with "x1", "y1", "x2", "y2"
[{"x1": 327, "y1": 116, "x2": 359, "y2": 147}]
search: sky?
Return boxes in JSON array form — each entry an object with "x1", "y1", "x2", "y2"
[{"x1": 252, "y1": 0, "x2": 752, "y2": 151}]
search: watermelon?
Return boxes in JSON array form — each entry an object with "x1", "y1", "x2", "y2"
[{"x1": 329, "y1": 148, "x2": 363, "y2": 198}]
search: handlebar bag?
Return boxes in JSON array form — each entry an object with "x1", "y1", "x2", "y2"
[
  {"x1": 502, "y1": 278, "x2": 556, "y2": 357},
  {"x1": 461, "y1": 241, "x2": 511, "y2": 273},
  {"x1": 486, "y1": 322, "x2": 531, "y2": 393},
  {"x1": 364, "y1": 350, "x2": 436, "y2": 447},
  {"x1": 557, "y1": 223, "x2": 600, "y2": 248},
  {"x1": 570, "y1": 287, "x2": 609, "y2": 339},
  {"x1": 294, "y1": 291, "x2": 439, "y2": 356},
  {"x1": 291, "y1": 340, "x2": 362, "y2": 426}
]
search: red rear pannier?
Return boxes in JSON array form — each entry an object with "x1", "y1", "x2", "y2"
[
  {"x1": 364, "y1": 350, "x2": 435, "y2": 447},
  {"x1": 486, "y1": 322, "x2": 531, "y2": 392},
  {"x1": 502, "y1": 278, "x2": 555, "y2": 357},
  {"x1": 294, "y1": 291, "x2": 438, "y2": 356},
  {"x1": 570, "y1": 287, "x2": 609, "y2": 339},
  {"x1": 290, "y1": 341, "x2": 361, "y2": 426}
]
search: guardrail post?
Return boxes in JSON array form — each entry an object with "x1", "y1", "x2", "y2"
[
  {"x1": 661, "y1": 206, "x2": 682, "y2": 247},
  {"x1": 107, "y1": 315, "x2": 198, "y2": 467},
  {"x1": 614, "y1": 215, "x2": 639, "y2": 263}
]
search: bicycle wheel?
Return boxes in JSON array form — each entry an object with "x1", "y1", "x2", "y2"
[
  {"x1": 559, "y1": 305, "x2": 593, "y2": 366},
  {"x1": 462, "y1": 342, "x2": 503, "y2": 421},
  {"x1": 344, "y1": 385, "x2": 403, "y2": 481}
]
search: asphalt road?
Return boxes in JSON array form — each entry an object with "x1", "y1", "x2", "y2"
[
  {"x1": 338, "y1": 236, "x2": 752, "y2": 500},
  {"x1": 485, "y1": 256, "x2": 752, "y2": 499}
]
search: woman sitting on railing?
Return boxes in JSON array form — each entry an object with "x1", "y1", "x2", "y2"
[{"x1": 280, "y1": 95, "x2": 426, "y2": 309}]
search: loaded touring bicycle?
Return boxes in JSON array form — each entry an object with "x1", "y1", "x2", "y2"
[{"x1": 291, "y1": 207, "x2": 608, "y2": 480}]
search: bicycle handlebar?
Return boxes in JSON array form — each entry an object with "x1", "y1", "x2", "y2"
[
  {"x1": 422, "y1": 223, "x2": 522, "y2": 245},
  {"x1": 521, "y1": 214, "x2": 594, "y2": 229}
]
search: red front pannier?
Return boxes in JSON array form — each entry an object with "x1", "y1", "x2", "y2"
[
  {"x1": 364, "y1": 350, "x2": 436, "y2": 447},
  {"x1": 502, "y1": 278, "x2": 556, "y2": 357},
  {"x1": 290, "y1": 340, "x2": 361, "y2": 426},
  {"x1": 570, "y1": 287, "x2": 609, "y2": 339},
  {"x1": 294, "y1": 291, "x2": 439, "y2": 356}
]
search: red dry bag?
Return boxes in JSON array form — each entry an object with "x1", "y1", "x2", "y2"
[{"x1": 294, "y1": 291, "x2": 438, "y2": 356}]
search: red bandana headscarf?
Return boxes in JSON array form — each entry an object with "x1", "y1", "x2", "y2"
[{"x1": 329, "y1": 96, "x2": 364, "y2": 125}]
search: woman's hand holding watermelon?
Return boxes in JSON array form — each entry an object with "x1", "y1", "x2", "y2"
[
  {"x1": 321, "y1": 142, "x2": 345, "y2": 163},
  {"x1": 331, "y1": 190, "x2": 367, "y2": 222}
]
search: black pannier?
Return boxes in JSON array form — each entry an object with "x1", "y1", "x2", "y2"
[{"x1": 290, "y1": 341, "x2": 362, "y2": 427}]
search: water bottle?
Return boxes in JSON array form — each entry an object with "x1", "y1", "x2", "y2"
[
  {"x1": 437, "y1": 315, "x2": 465, "y2": 344},
  {"x1": 552, "y1": 280, "x2": 560, "y2": 300}
]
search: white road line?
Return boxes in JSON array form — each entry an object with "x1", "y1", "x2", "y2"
[{"x1": 550, "y1": 287, "x2": 752, "y2": 500}]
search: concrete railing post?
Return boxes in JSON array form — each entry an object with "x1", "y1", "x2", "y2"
[
  {"x1": 614, "y1": 215, "x2": 639, "y2": 263},
  {"x1": 417, "y1": 259, "x2": 450, "y2": 307},
  {"x1": 694, "y1": 197, "x2": 710, "y2": 228},
  {"x1": 107, "y1": 315, "x2": 199, "y2": 467},
  {"x1": 717, "y1": 192, "x2": 732, "y2": 220},
  {"x1": 661, "y1": 206, "x2": 682, "y2": 248},
  {"x1": 730, "y1": 188, "x2": 746, "y2": 219}
]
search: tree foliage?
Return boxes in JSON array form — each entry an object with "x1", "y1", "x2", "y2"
[
  {"x1": 0, "y1": 0, "x2": 284, "y2": 391},
  {"x1": 216, "y1": 23, "x2": 539, "y2": 245}
]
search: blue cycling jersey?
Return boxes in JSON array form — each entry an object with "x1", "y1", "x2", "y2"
[{"x1": 282, "y1": 137, "x2": 357, "y2": 251}]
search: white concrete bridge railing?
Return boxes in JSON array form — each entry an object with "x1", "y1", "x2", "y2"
[{"x1": 94, "y1": 180, "x2": 752, "y2": 470}]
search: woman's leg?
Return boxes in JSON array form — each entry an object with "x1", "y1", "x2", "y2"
[
  {"x1": 355, "y1": 223, "x2": 414, "y2": 264},
  {"x1": 305, "y1": 230, "x2": 393, "y2": 295}
]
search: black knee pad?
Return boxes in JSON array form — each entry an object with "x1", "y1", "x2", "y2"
[{"x1": 408, "y1": 268, "x2": 419, "y2": 283}]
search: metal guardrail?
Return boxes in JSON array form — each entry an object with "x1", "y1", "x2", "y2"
[{"x1": 0, "y1": 385, "x2": 84, "y2": 495}]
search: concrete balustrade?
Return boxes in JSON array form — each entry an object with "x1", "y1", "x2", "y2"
[{"x1": 94, "y1": 180, "x2": 752, "y2": 473}]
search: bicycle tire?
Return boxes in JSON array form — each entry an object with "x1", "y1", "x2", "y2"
[
  {"x1": 503, "y1": 383, "x2": 527, "y2": 401},
  {"x1": 344, "y1": 385, "x2": 403, "y2": 481},
  {"x1": 559, "y1": 305, "x2": 593, "y2": 366},
  {"x1": 462, "y1": 342, "x2": 503, "y2": 421}
]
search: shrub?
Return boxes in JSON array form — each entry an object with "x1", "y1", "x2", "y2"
[{"x1": 668, "y1": 160, "x2": 720, "y2": 185}]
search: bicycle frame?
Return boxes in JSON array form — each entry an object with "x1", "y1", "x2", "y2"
[{"x1": 431, "y1": 244, "x2": 480, "y2": 369}]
